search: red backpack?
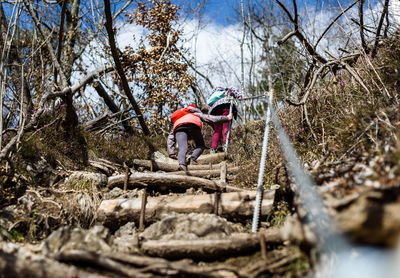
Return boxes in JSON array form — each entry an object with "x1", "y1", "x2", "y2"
[{"x1": 170, "y1": 105, "x2": 197, "y2": 123}]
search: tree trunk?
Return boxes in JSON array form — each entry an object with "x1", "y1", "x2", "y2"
[
  {"x1": 103, "y1": 0, "x2": 151, "y2": 136},
  {"x1": 168, "y1": 166, "x2": 240, "y2": 178},
  {"x1": 133, "y1": 159, "x2": 231, "y2": 172},
  {"x1": 107, "y1": 172, "x2": 245, "y2": 193},
  {"x1": 92, "y1": 81, "x2": 135, "y2": 135},
  {"x1": 0, "y1": 4, "x2": 33, "y2": 119}
]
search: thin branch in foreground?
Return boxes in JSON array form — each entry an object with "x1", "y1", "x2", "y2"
[{"x1": 103, "y1": 0, "x2": 151, "y2": 137}]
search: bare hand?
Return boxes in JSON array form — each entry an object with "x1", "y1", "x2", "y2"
[{"x1": 227, "y1": 113, "x2": 233, "y2": 121}]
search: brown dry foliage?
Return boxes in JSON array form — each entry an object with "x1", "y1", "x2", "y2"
[{"x1": 121, "y1": 0, "x2": 194, "y2": 133}]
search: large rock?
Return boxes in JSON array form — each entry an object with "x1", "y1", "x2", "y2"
[
  {"x1": 103, "y1": 187, "x2": 143, "y2": 200},
  {"x1": 139, "y1": 213, "x2": 242, "y2": 241},
  {"x1": 66, "y1": 171, "x2": 107, "y2": 189},
  {"x1": 111, "y1": 222, "x2": 139, "y2": 253}
]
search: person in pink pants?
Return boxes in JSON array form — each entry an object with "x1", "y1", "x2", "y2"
[
  {"x1": 208, "y1": 87, "x2": 241, "y2": 153},
  {"x1": 211, "y1": 104, "x2": 232, "y2": 152}
]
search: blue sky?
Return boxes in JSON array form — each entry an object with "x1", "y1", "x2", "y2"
[
  {"x1": 171, "y1": 0, "x2": 243, "y2": 26},
  {"x1": 169, "y1": 0, "x2": 366, "y2": 26}
]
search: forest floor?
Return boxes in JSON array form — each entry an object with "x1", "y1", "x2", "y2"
[
  {"x1": 2, "y1": 120, "x2": 400, "y2": 278},
  {"x1": 1, "y1": 37, "x2": 400, "y2": 278}
]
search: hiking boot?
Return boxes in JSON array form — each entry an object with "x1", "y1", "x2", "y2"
[
  {"x1": 210, "y1": 149, "x2": 217, "y2": 154},
  {"x1": 188, "y1": 157, "x2": 198, "y2": 165},
  {"x1": 178, "y1": 164, "x2": 187, "y2": 171}
]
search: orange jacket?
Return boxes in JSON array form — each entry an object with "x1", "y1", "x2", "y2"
[{"x1": 173, "y1": 113, "x2": 202, "y2": 132}]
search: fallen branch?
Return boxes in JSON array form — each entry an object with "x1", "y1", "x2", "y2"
[
  {"x1": 59, "y1": 250, "x2": 246, "y2": 278},
  {"x1": 168, "y1": 166, "x2": 240, "y2": 178},
  {"x1": 133, "y1": 159, "x2": 226, "y2": 172},
  {"x1": 97, "y1": 190, "x2": 275, "y2": 229},
  {"x1": 196, "y1": 152, "x2": 228, "y2": 164},
  {"x1": 141, "y1": 229, "x2": 282, "y2": 260},
  {"x1": 149, "y1": 153, "x2": 227, "y2": 167},
  {"x1": 89, "y1": 160, "x2": 119, "y2": 176},
  {"x1": 107, "y1": 172, "x2": 244, "y2": 193}
]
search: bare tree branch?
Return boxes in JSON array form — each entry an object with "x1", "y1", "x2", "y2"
[
  {"x1": 54, "y1": 0, "x2": 67, "y2": 83},
  {"x1": 275, "y1": 0, "x2": 327, "y2": 64},
  {"x1": 275, "y1": 0, "x2": 295, "y2": 23},
  {"x1": 23, "y1": 0, "x2": 68, "y2": 87},
  {"x1": 92, "y1": 81, "x2": 135, "y2": 134},
  {"x1": 314, "y1": 0, "x2": 358, "y2": 49},
  {"x1": 103, "y1": 0, "x2": 151, "y2": 136},
  {"x1": 0, "y1": 3, "x2": 33, "y2": 121},
  {"x1": 358, "y1": 0, "x2": 368, "y2": 52},
  {"x1": 278, "y1": 30, "x2": 297, "y2": 44},
  {"x1": 372, "y1": 0, "x2": 390, "y2": 56},
  {"x1": 112, "y1": 0, "x2": 134, "y2": 21},
  {"x1": 286, "y1": 54, "x2": 360, "y2": 106}
]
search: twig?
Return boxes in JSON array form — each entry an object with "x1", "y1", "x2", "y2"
[
  {"x1": 359, "y1": 0, "x2": 368, "y2": 52},
  {"x1": 303, "y1": 104, "x2": 317, "y2": 141},
  {"x1": 372, "y1": 0, "x2": 390, "y2": 56},
  {"x1": 338, "y1": 119, "x2": 376, "y2": 160},
  {"x1": 325, "y1": 50, "x2": 372, "y2": 96},
  {"x1": 314, "y1": 0, "x2": 358, "y2": 49},
  {"x1": 103, "y1": 0, "x2": 150, "y2": 136}
]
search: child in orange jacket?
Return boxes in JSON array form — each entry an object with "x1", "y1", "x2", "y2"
[{"x1": 167, "y1": 104, "x2": 232, "y2": 170}]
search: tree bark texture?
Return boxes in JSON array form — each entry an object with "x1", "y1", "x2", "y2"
[
  {"x1": 168, "y1": 166, "x2": 240, "y2": 178},
  {"x1": 97, "y1": 190, "x2": 275, "y2": 229},
  {"x1": 141, "y1": 229, "x2": 282, "y2": 260},
  {"x1": 133, "y1": 159, "x2": 228, "y2": 172},
  {"x1": 92, "y1": 81, "x2": 135, "y2": 134},
  {"x1": 103, "y1": 0, "x2": 150, "y2": 136},
  {"x1": 134, "y1": 153, "x2": 228, "y2": 171},
  {"x1": 107, "y1": 172, "x2": 245, "y2": 193}
]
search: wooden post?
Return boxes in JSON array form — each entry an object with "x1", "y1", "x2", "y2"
[
  {"x1": 259, "y1": 228, "x2": 267, "y2": 260},
  {"x1": 220, "y1": 161, "x2": 227, "y2": 192},
  {"x1": 123, "y1": 164, "x2": 129, "y2": 191},
  {"x1": 213, "y1": 192, "x2": 220, "y2": 215},
  {"x1": 150, "y1": 159, "x2": 154, "y2": 172},
  {"x1": 139, "y1": 189, "x2": 147, "y2": 232}
]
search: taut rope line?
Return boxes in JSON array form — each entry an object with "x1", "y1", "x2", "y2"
[{"x1": 251, "y1": 91, "x2": 273, "y2": 233}]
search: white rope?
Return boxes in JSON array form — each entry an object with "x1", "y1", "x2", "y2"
[
  {"x1": 267, "y1": 95, "x2": 348, "y2": 249},
  {"x1": 260, "y1": 95, "x2": 400, "y2": 277},
  {"x1": 251, "y1": 91, "x2": 272, "y2": 233}
]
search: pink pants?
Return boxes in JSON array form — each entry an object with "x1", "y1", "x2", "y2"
[{"x1": 211, "y1": 108, "x2": 231, "y2": 149}]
